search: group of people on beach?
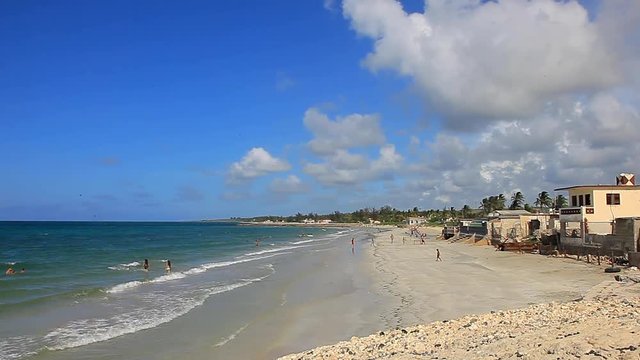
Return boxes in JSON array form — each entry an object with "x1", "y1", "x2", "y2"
[
  {"x1": 352, "y1": 231, "x2": 443, "y2": 261},
  {"x1": 141, "y1": 259, "x2": 172, "y2": 273},
  {"x1": 408, "y1": 227, "x2": 428, "y2": 244}
]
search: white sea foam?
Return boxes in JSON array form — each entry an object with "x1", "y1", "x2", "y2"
[
  {"x1": 45, "y1": 277, "x2": 270, "y2": 352},
  {"x1": 183, "y1": 267, "x2": 207, "y2": 275},
  {"x1": 149, "y1": 272, "x2": 186, "y2": 283},
  {"x1": 106, "y1": 273, "x2": 185, "y2": 293},
  {"x1": 242, "y1": 245, "x2": 308, "y2": 257},
  {"x1": 107, "y1": 253, "x2": 281, "y2": 294},
  {"x1": 107, "y1": 261, "x2": 141, "y2": 271},
  {"x1": 214, "y1": 323, "x2": 249, "y2": 347},
  {"x1": 290, "y1": 239, "x2": 316, "y2": 245},
  {"x1": 106, "y1": 280, "x2": 143, "y2": 294},
  {"x1": 2, "y1": 271, "x2": 274, "y2": 359},
  {"x1": 0, "y1": 336, "x2": 40, "y2": 360}
]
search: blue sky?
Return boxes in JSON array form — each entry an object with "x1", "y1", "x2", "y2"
[{"x1": 2, "y1": 0, "x2": 638, "y2": 221}]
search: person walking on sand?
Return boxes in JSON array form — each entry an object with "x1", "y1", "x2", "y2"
[
  {"x1": 390, "y1": 234, "x2": 394, "y2": 244},
  {"x1": 436, "y1": 249, "x2": 442, "y2": 261},
  {"x1": 351, "y1": 237, "x2": 355, "y2": 253}
]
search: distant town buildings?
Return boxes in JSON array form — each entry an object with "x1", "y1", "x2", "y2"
[
  {"x1": 302, "y1": 218, "x2": 332, "y2": 224},
  {"x1": 406, "y1": 217, "x2": 427, "y2": 226}
]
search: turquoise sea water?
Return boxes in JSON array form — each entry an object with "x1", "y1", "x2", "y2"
[{"x1": 0, "y1": 221, "x2": 350, "y2": 360}]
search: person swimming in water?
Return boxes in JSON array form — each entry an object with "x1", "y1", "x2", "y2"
[
  {"x1": 165, "y1": 260, "x2": 172, "y2": 273},
  {"x1": 143, "y1": 259, "x2": 149, "y2": 271},
  {"x1": 5, "y1": 267, "x2": 15, "y2": 275}
]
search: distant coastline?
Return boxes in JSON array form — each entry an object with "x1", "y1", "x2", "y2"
[{"x1": 235, "y1": 221, "x2": 369, "y2": 228}]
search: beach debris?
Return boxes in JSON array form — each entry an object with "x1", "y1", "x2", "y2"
[
  {"x1": 605, "y1": 266, "x2": 622, "y2": 273},
  {"x1": 614, "y1": 275, "x2": 640, "y2": 283}
]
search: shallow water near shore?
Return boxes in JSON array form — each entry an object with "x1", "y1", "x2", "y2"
[{"x1": 1, "y1": 222, "x2": 372, "y2": 360}]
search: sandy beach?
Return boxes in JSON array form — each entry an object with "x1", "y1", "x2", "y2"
[{"x1": 280, "y1": 226, "x2": 640, "y2": 359}]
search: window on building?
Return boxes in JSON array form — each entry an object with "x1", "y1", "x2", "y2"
[
  {"x1": 585, "y1": 194, "x2": 591, "y2": 206},
  {"x1": 578, "y1": 195, "x2": 584, "y2": 206},
  {"x1": 606, "y1": 193, "x2": 620, "y2": 205},
  {"x1": 571, "y1": 195, "x2": 577, "y2": 207}
]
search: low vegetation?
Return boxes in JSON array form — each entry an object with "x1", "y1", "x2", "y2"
[{"x1": 230, "y1": 191, "x2": 568, "y2": 225}]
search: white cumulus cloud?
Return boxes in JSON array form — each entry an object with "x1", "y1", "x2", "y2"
[
  {"x1": 304, "y1": 144, "x2": 403, "y2": 186},
  {"x1": 304, "y1": 108, "x2": 386, "y2": 155},
  {"x1": 227, "y1": 147, "x2": 291, "y2": 183},
  {"x1": 343, "y1": 0, "x2": 622, "y2": 124},
  {"x1": 269, "y1": 175, "x2": 308, "y2": 193}
]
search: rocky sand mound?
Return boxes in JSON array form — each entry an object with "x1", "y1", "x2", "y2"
[{"x1": 280, "y1": 281, "x2": 640, "y2": 360}]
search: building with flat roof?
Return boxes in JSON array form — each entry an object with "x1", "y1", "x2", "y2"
[
  {"x1": 555, "y1": 173, "x2": 640, "y2": 235},
  {"x1": 406, "y1": 217, "x2": 427, "y2": 226}
]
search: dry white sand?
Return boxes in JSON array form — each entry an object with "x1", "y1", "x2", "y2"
[
  {"x1": 280, "y1": 227, "x2": 640, "y2": 360},
  {"x1": 364, "y1": 227, "x2": 612, "y2": 329}
]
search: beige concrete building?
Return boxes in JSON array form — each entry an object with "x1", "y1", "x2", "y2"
[
  {"x1": 487, "y1": 210, "x2": 558, "y2": 242},
  {"x1": 555, "y1": 173, "x2": 640, "y2": 235}
]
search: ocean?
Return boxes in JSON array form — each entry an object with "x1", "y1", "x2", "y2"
[{"x1": 0, "y1": 221, "x2": 370, "y2": 360}]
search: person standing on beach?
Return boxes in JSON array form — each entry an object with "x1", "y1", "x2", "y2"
[
  {"x1": 436, "y1": 249, "x2": 442, "y2": 261},
  {"x1": 390, "y1": 234, "x2": 394, "y2": 244},
  {"x1": 351, "y1": 237, "x2": 355, "y2": 253},
  {"x1": 165, "y1": 260, "x2": 172, "y2": 273}
]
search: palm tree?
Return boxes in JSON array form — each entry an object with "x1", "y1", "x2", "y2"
[
  {"x1": 555, "y1": 194, "x2": 568, "y2": 209},
  {"x1": 494, "y1": 194, "x2": 506, "y2": 210},
  {"x1": 535, "y1": 191, "x2": 552, "y2": 211},
  {"x1": 481, "y1": 194, "x2": 506, "y2": 214},
  {"x1": 509, "y1": 191, "x2": 525, "y2": 210},
  {"x1": 462, "y1": 204, "x2": 471, "y2": 218},
  {"x1": 480, "y1": 197, "x2": 491, "y2": 214}
]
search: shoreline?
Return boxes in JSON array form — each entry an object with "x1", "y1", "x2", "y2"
[
  {"x1": 279, "y1": 226, "x2": 640, "y2": 359},
  {"x1": 236, "y1": 221, "x2": 389, "y2": 228}
]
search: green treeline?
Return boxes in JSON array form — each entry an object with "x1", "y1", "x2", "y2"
[{"x1": 232, "y1": 191, "x2": 568, "y2": 225}]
